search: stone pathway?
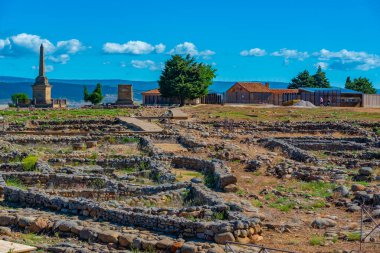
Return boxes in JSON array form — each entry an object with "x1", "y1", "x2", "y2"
[
  {"x1": 0, "y1": 240, "x2": 37, "y2": 253},
  {"x1": 118, "y1": 117, "x2": 163, "y2": 132},
  {"x1": 169, "y1": 108, "x2": 188, "y2": 119}
]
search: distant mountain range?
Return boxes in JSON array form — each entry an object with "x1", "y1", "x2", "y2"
[{"x1": 0, "y1": 76, "x2": 378, "y2": 106}]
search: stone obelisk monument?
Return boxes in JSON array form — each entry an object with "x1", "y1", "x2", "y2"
[{"x1": 32, "y1": 44, "x2": 52, "y2": 105}]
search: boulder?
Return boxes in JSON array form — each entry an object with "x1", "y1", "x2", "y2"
[
  {"x1": 79, "y1": 228, "x2": 99, "y2": 241},
  {"x1": 98, "y1": 230, "x2": 120, "y2": 244},
  {"x1": 333, "y1": 185, "x2": 349, "y2": 197},
  {"x1": 17, "y1": 216, "x2": 34, "y2": 228},
  {"x1": 0, "y1": 226, "x2": 12, "y2": 236},
  {"x1": 171, "y1": 241, "x2": 184, "y2": 252},
  {"x1": 372, "y1": 209, "x2": 380, "y2": 218},
  {"x1": 0, "y1": 215, "x2": 16, "y2": 226},
  {"x1": 359, "y1": 167, "x2": 373, "y2": 176},
  {"x1": 118, "y1": 234, "x2": 137, "y2": 247},
  {"x1": 207, "y1": 246, "x2": 225, "y2": 253},
  {"x1": 214, "y1": 232, "x2": 235, "y2": 244},
  {"x1": 55, "y1": 220, "x2": 77, "y2": 232},
  {"x1": 29, "y1": 217, "x2": 49, "y2": 233},
  {"x1": 224, "y1": 184, "x2": 238, "y2": 193},
  {"x1": 181, "y1": 243, "x2": 197, "y2": 253},
  {"x1": 156, "y1": 238, "x2": 173, "y2": 249},
  {"x1": 351, "y1": 184, "x2": 366, "y2": 192},
  {"x1": 311, "y1": 218, "x2": 337, "y2": 229},
  {"x1": 250, "y1": 234, "x2": 263, "y2": 243}
]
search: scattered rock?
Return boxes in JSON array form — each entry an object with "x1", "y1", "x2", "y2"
[
  {"x1": 214, "y1": 232, "x2": 235, "y2": 244},
  {"x1": 311, "y1": 218, "x2": 337, "y2": 229}
]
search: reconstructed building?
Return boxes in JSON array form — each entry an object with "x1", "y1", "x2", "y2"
[
  {"x1": 225, "y1": 82, "x2": 298, "y2": 104},
  {"x1": 298, "y1": 87, "x2": 363, "y2": 107},
  {"x1": 116, "y1": 84, "x2": 134, "y2": 105}
]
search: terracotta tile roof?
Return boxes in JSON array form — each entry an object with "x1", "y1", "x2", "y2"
[
  {"x1": 270, "y1": 89, "x2": 299, "y2": 94},
  {"x1": 142, "y1": 89, "x2": 161, "y2": 95},
  {"x1": 231, "y1": 82, "x2": 270, "y2": 93}
]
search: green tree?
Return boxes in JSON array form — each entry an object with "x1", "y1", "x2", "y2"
[
  {"x1": 84, "y1": 83, "x2": 104, "y2": 105},
  {"x1": 83, "y1": 86, "x2": 90, "y2": 102},
  {"x1": 345, "y1": 76, "x2": 352, "y2": 87},
  {"x1": 158, "y1": 54, "x2": 216, "y2": 106},
  {"x1": 312, "y1": 66, "x2": 330, "y2": 88},
  {"x1": 288, "y1": 70, "x2": 315, "y2": 89},
  {"x1": 345, "y1": 77, "x2": 376, "y2": 94},
  {"x1": 11, "y1": 93, "x2": 29, "y2": 105}
]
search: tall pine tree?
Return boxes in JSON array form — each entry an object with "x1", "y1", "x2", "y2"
[
  {"x1": 288, "y1": 70, "x2": 315, "y2": 89},
  {"x1": 345, "y1": 76, "x2": 352, "y2": 87},
  {"x1": 312, "y1": 66, "x2": 330, "y2": 88},
  {"x1": 345, "y1": 77, "x2": 376, "y2": 94}
]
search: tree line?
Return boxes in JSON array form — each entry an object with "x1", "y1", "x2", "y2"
[
  {"x1": 289, "y1": 66, "x2": 376, "y2": 94},
  {"x1": 9, "y1": 57, "x2": 377, "y2": 107}
]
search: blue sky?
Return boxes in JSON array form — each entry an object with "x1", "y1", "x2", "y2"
[{"x1": 0, "y1": 0, "x2": 379, "y2": 87}]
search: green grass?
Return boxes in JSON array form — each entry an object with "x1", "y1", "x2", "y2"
[
  {"x1": 346, "y1": 232, "x2": 361, "y2": 241},
  {"x1": 299, "y1": 181, "x2": 335, "y2": 198},
  {"x1": 236, "y1": 188, "x2": 246, "y2": 197},
  {"x1": 89, "y1": 152, "x2": 98, "y2": 160},
  {"x1": 188, "y1": 105, "x2": 380, "y2": 122},
  {"x1": 17, "y1": 232, "x2": 62, "y2": 247},
  {"x1": 122, "y1": 137, "x2": 140, "y2": 143},
  {"x1": 212, "y1": 211, "x2": 227, "y2": 220},
  {"x1": 309, "y1": 235, "x2": 325, "y2": 246},
  {"x1": 252, "y1": 199, "x2": 263, "y2": 208},
  {"x1": 354, "y1": 181, "x2": 369, "y2": 187},
  {"x1": 89, "y1": 178, "x2": 106, "y2": 189},
  {"x1": 118, "y1": 166, "x2": 136, "y2": 174},
  {"x1": 21, "y1": 155, "x2": 38, "y2": 171},
  {"x1": 0, "y1": 108, "x2": 131, "y2": 123},
  {"x1": 268, "y1": 197, "x2": 296, "y2": 212},
  {"x1": 5, "y1": 177, "x2": 27, "y2": 189}
]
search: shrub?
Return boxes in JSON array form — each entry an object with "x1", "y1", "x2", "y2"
[
  {"x1": 22, "y1": 155, "x2": 38, "y2": 171},
  {"x1": 204, "y1": 172, "x2": 216, "y2": 188},
  {"x1": 89, "y1": 178, "x2": 106, "y2": 189},
  {"x1": 11, "y1": 93, "x2": 29, "y2": 105},
  {"x1": 6, "y1": 177, "x2": 26, "y2": 189},
  {"x1": 346, "y1": 232, "x2": 361, "y2": 241},
  {"x1": 122, "y1": 137, "x2": 140, "y2": 143},
  {"x1": 212, "y1": 211, "x2": 227, "y2": 220},
  {"x1": 252, "y1": 199, "x2": 263, "y2": 208},
  {"x1": 309, "y1": 235, "x2": 325, "y2": 246}
]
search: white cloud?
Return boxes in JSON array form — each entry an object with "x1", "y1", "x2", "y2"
[
  {"x1": 0, "y1": 33, "x2": 86, "y2": 65},
  {"x1": 313, "y1": 49, "x2": 380, "y2": 71},
  {"x1": 169, "y1": 42, "x2": 215, "y2": 59},
  {"x1": 131, "y1": 60, "x2": 162, "y2": 71},
  {"x1": 155, "y1": 43, "x2": 166, "y2": 53},
  {"x1": 48, "y1": 54, "x2": 70, "y2": 64},
  {"x1": 271, "y1": 48, "x2": 309, "y2": 62},
  {"x1": 11, "y1": 33, "x2": 55, "y2": 53},
  {"x1": 56, "y1": 39, "x2": 85, "y2": 54},
  {"x1": 102, "y1": 41, "x2": 165, "y2": 54},
  {"x1": 240, "y1": 48, "x2": 266, "y2": 57},
  {"x1": 32, "y1": 64, "x2": 54, "y2": 72},
  {"x1": 314, "y1": 62, "x2": 328, "y2": 70},
  {"x1": 0, "y1": 38, "x2": 10, "y2": 50}
]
